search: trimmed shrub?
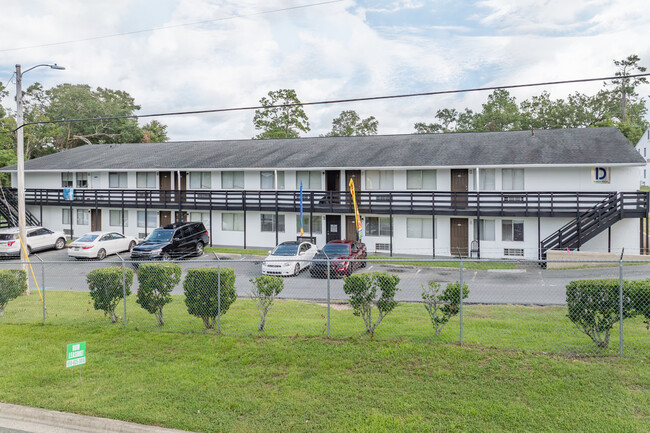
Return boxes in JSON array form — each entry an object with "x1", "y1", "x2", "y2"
[
  {"x1": 566, "y1": 279, "x2": 636, "y2": 348},
  {"x1": 0, "y1": 269, "x2": 27, "y2": 317},
  {"x1": 422, "y1": 280, "x2": 469, "y2": 336},
  {"x1": 629, "y1": 279, "x2": 650, "y2": 329},
  {"x1": 137, "y1": 263, "x2": 181, "y2": 326},
  {"x1": 184, "y1": 267, "x2": 236, "y2": 330},
  {"x1": 249, "y1": 275, "x2": 284, "y2": 331},
  {"x1": 86, "y1": 267, "x2": 133, "y2": 323},
  {"x1": 343, "y1": 272, "x2": 400, "y2": 335}
]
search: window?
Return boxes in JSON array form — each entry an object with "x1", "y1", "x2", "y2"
[
  {"x1": 61, "y1": 173, "x2": 73, "y2": 188},
  {"x1": 190, "y1": 212, "x2": 211, "y2": 228},
  {"x1": 190, "y1": 172, "x2": 211, "y2": 189},
  {"x1": 109, "y1": 172, "x2": 128, "y2": 188},
  {"x1": 296, "y1": 171, "x2": 322, "y2": 189},
  {"x1": 76, "y1": 209, "x2": 89, "y2": 225},
  {"x1": 477, "y1": 169, "x2": 496, "y2": 190},
  {"x1": 474, "y1": 219, "x2": 495, "y2": 241},
  {"x1": 109, "y1": 210, "x2": 127, "y2": 227},
  {"x1": 260, "y1": 171, "x2": 274, "y2": 189},
  {"x1": 137, "y1": 211, "x2": 157, "y2": 228},
  {"x1": 62, "y1": 208, "x2": 70, "y2": 225},
  {"x1": 222, "y1": 213, "x2": 244, "y2": 231},
  {"x1": 136, "y1": 172, "x2": 156, "y2": 188},
  {"x1": 221, "y1": 171, "x2": 244, "y2": 189},
  {"x1": 296, "y1": 215, "x2": 322, "y2": 234},
  {"x1": 407, "y1": 170, "x2": 436, "y2": 190},
  {"x1": 76, "y1": 172, "x2": 89, "y2": 188},
  {"x1": 365, "y1": 217, "x2": 390, "y2": 236},
  {"x1": 365, "y1": 170, "x2": 394, "y2": 190},
  {"x1": 502, "y1": 169, "x2": 524, "y2": 190},
  {"x1": 261, "y1": 214, "x2": 285, "y2": 232},
  {"x1": 502, "y1": 220, "x2": 524, "y2": 242},
  {"x1": 407, "y1": 217, "x2": 434, "y2": 239},
  {"x1": 277, "y1": 171, "x2": 285, "y2": 189}
]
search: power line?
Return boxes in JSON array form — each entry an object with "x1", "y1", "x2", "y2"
[
  {"x1": 0, "y1": 0, "x2": 344, "y2": 53},
  {"x1": 2, "y1": 72, "x2": 649, "y2": 134}
]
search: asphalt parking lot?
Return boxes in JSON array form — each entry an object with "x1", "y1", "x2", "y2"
[{"x1": 3, "y1": 248, "x2": 649, "y2": 305}]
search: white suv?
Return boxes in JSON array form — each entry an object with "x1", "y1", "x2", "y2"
[{"x1": 0, "y1": 226, "x2": 67, "y2": 257}]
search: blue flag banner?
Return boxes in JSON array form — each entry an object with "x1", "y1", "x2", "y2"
[{"x1": 299, "y1": 180, "x2": 304, "y2": 237}]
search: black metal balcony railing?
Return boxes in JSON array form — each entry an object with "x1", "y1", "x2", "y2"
[{"x1": 14, "y1": 188, "x2": 649, "y2": 219}]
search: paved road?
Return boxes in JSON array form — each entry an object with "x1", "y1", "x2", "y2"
[{"x1": 3, "y1": 249, "x2": 647, "y2": 305}]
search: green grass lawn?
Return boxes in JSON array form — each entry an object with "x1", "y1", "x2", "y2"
[
  {"x1": 367, "y1": 256, "x2": 518, "y2": 270},
  {"x1": 205, "y1": 246, "x2": 268, "y2": 256},
  {"x1": 1, "y1": 292, "x2": 648, "y2": 432}
]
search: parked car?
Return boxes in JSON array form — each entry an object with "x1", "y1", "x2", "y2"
[
  {"x1": 68, "y1": 231, "x2": 138, "y2": 260},
  {"x1": 310, "y1": 240, "x2": 367, "y2": 278},
  {"x1": 262, "y1": 241, "x2": 318, "y2": 276},
  {"x1": 130, "y1": 222, "x2": 209, "y2": 261},
  {"x1": 0, "y1": 226, "x2": 66, "y2": 257}
]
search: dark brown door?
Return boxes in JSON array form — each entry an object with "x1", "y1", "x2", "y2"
[
  {"x1": 160, "y1": 171, "x2": 172, "y2": 202},
  {"x1": 345, "y1": 215, "x2": 357, "y2": 241},
  {"x1": 90, "y1": 209, "x2": 102, "y2": 231},
  {"x1": 326, "y1": 215, "x2": 341, "y2": 242},
  {"x1": 345, "y1": 170, "x2": 361, "y2": 192},
  {"x1": 160, "y1": 211, "x2": 171, "y2": 226},
  {"x1": 175, "y1": 211, "x2": 188, "y2": 223},
  {"x1": 451, "y1": 169, "x2": 469, "y2": 207},
  {"x1": 450, "y1": 218, "x2": 468, "y2": 257},
  {"x1": 326, "y1": 170, "x2": 341, "y2": 204},
  {"x1": 173, "y1": 172, "x2": 187, "y2": 202}
]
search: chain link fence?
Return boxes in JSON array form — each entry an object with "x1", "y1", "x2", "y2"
[{"x1": 0, "y1": 255, "x2": 648, "y2": 358}]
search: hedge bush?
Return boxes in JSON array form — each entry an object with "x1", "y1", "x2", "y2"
[
  {"x1": 566, "y1": 278, "x2": 647, "y2": 348},
  {"x1": 249, "y1": 275, "x2": 284, "y2": 331},
  {"x1": 137, "y1": 263, "x2": 181, "y2": 326},
  {"x1": 0, "y1": 269, "x2": 27, "y2": 317},
  {"x1": 343, "y1": 272, "x2": 400, "y2": 335},
  {"x1": 422, "y1": 280, "x2": 469, "y2": 336},
  {"x1": 87, "y1": 267, "x2": 134, "y2": 323},
  {"x1": 184, "y1": 267, "x2": 236, "y2": 330}
]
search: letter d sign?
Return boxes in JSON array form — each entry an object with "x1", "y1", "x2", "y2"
[{"x1": 592, "y1": 167, "x2": 610, "y2": 183}]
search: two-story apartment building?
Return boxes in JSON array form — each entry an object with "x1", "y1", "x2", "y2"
[
  {"x1": 3, "y1": 127, "x2": 649, "y2": 259},
  {"x1": 636, "y1": 128, "x2": 650, "y2": 187}
]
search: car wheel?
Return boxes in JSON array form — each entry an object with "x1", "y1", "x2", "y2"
[
  {"x1": 97, "y1": 249, "x2": 106, "y2": 260},
  {"x1": 55, "y1": 237, "x2": 66, "y2": 250},
  {"x1": 293, "y1": 263, "x2": 300, "y2": 276},
  {"x1": 128, "y1": 241, "x2": 136, "y2": 252},
  {"x1": 195, "y1": 242, "x2": 204, "y2": 257},
  {"x1": 26, "y1": 246, "x2": 32, "y2": 256}
]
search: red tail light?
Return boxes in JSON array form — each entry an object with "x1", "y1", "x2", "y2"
[
  {"x1": 206, "y1": 230, "x2": 209, "y2": 238},
  {"x1": 82, "y1": 246, "x2": 94, "y2": 250},
  {"x1": 7, "y1": 241, "x2": 15, "y2": 246}
]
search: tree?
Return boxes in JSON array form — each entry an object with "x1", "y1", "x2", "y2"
[
  {"x1": 140, "y1": 120, "x2": 169, "y2": 143},
  {"x1": 253, "y1": 89, "x2": 310, "y2": 139},
  {"x1": 421, "y1": 280, "x2": 469, "y2": 336},
  {"x1": 184, "y1": 268, "x2": 237, "y2": 330},
  {"x1": 324, "y1": 110, "x2": 378, "y2": 136},
  {"x1": 610, "y1": 54, "x2": 648, "y2": 122},
  {"x1": 0, "y1": 270, "x2": 27, "y2": 317},
  {"x1": 86, "y1": 267, "x2": 134, "y2": 323},
  {"x1": 473, "y1": 89, "x2": 521, "y2": 131},
  {"x1": 137, "y1": 263, "x2": 181, "y2": 326},
  {"x1": 249, "y1": 275, "x2": 283, "y2": 331},
  {"x1": 342, "y1": 272, "x2": 400, "y2": 335}
]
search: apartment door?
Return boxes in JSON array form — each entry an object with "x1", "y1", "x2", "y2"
[
  {"x1": 159, "y1": 211, "x2": 172, "y2": 226},
  {"x1": 160, "y1": 171, "x2": 172, "y2": 202},
  {"x1": 451, "y1": 169, "x2": 469, "y2": 207},
  {"x1": 326, "y1": 170, "x2": 341, "y2": 204},
  {"x1": 173, "y1": 171, "x2": 187, "y2": 202},
  {"x1": 450, "y1": 218, "x2": 468, "y2": 257},
  {"x1": 90, "y1": 209, "x2": 101, "y2": 232},
  {"x1": 345, "y1": 215, "x2": 358, "y2": 241},
  {"x1": 326, "y1": 215, "x2": 341, "y2": 242},
  {"x1": 345, "y1": 170, "x2": 361, "y2": 192}
]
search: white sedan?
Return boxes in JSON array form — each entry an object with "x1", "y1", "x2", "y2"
[
  {"x1": 68, "y1": 231, "x2": 138, "y2": 260},
  {"x1": 262, "y1": 241, "x2": 318, "y2": 276},
  {"x1": 0, "y1": 226, "x2": 67, "y2": 257}
]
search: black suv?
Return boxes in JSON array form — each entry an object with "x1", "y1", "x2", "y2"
[{"x1": 130, "y1": 222, "x2": 209, "y2": 260}]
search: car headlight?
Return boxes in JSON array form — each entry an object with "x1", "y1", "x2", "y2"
[{"x1": 283, "y1": 263, "x2": 291, "y2": 267}]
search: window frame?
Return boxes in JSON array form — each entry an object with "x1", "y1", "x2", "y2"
[
  {"x1": 502, "y1": 219, "x2": 524, "y2": 242},
  {"x1": 222, "y1": 212, "x2": 244, "y2": 232},
  {"x1": 221, "y1": 171, "x2": 244, "y2": 189},
  {"x1": 406, "y1": 217, "x2": 434, "y2": 239},
  {"x1": 296, "y1": 215, "x2": 322, "y2": 234},
  {"x1": 406, "y1": 170, "x2": 436, "y2": 190},
  {"x1": 261, "y1": 214, "x2": 285, "y2": 232},
  {"x1": 108, "y1": 172, "x2": 128, "y2": 188},
  {"x1": 365, "y1": 216, "x2": 391, "y2": 237}
]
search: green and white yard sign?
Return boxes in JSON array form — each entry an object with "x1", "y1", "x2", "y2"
[{"x1": 66, "y1": 342, "x2": 86, "y2": 368}]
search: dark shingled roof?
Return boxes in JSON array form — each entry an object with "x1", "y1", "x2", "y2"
[{"x1": 6, "y1": 127, "x2": 645, "y2": 171}]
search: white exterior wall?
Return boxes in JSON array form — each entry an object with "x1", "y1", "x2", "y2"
[{"x1": 636, "y1": 129, "x2": 650, "y2": 186}]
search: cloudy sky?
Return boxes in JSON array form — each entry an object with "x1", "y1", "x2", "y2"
[{"x1": 1, "y1": 0, "x2": 649, "y2": 141}]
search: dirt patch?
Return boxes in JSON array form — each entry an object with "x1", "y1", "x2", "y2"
[{"x1": 316, "y1": 302, "x2": 352, "y2": 311}]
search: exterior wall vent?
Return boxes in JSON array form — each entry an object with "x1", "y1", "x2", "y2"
[
  {"x1": 375, "y1": 243, "x2": 390, "y2": 251},
  {"x1": 504, "y1": 248, "x2": 524, "y2": 257}
]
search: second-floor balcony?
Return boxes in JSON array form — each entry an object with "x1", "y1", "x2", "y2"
[{"x1": 15, "y1": 188, "x2": 650, "y2": 219}]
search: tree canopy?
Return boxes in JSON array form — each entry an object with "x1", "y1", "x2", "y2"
[
  {"x1": 253, "y1": 89, "x2": 310, "y2": 139},
  {"x1": 324, "y1": 110, "x2": 378, "y2": 136},
  {"x1": 415, "y1": 54, "x2": 649, "y2": 144}
]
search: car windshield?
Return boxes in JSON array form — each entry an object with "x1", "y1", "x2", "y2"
[
  {"x1": 272, "y1": 244, "x2": 299, "y2": 256},
  {"x1": 322, "y1": 244, "x2": 351, "y2": 256},
  {"x1": 77, "y1": 234, "x2": 99, "y2": 242},
  {"x1": 146, "y1": 229, "x2": 174, "y2": 242},
  {"x1": 0, "y1": 233, "x2": 17, "y2": 240}
]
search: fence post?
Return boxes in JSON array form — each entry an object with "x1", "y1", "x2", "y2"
[
  {"x1": 326, "y1": 255, "x2": 331, "y2": 338},
  {"x1": 217, "y1": 259, "x2": 222, "y2": 334},
  {"x1": 34, "y1": 255, "x2": 46, "y2": 325},
  {"x1": 459, "y1": 257, "x2": 464, "y2": 346},
  {"x1": 120, "y1": 254, "x2": 127, "y2": 329},
  {"x1": 619, "y1": 258, "x2": 624, "y2": 357}
]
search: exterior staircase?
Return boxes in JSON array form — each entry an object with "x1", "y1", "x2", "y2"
[
  {"x1": 540, "y1": 192, "x2": 624, "y2": 260},
  {"x1": 0, "y1": 189, "x2": 41, "y2": 228}
]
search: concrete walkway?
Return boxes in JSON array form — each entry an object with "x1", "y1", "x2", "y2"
[{"x1": 0, "y1": 403, "x2": 195, "y2": 433}]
